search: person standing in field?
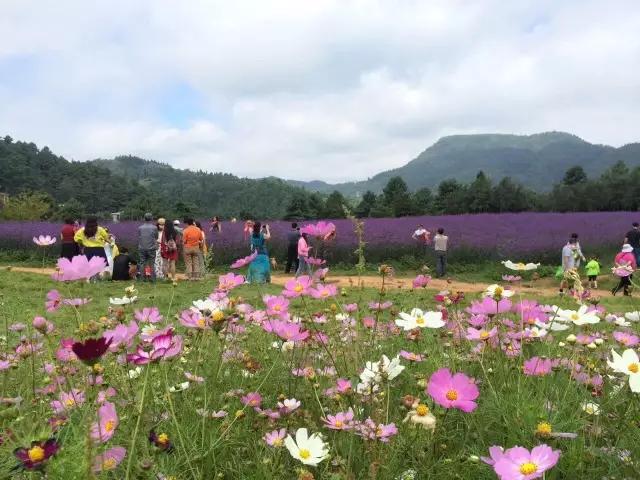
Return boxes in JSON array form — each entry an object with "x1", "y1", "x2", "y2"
[
  {"x1": 624, "y1": 222, "x2": 640, "y2": 265},
  {"x1": 584, "y1": 256, "x2": 601, "y2": 289},
  {"x1": 285, "y1": 222, "x2": 300, "y2": 274},
  {"x1": 559, "y1": 237, "x2": 578, "y2": 295},
  {"x1": 154, "y1": 219, "x2": 166, "y2": 280},
  {"x1": 210, "y1": 216, "x2": 222, "y2": 234},
  {"x1": 570, "y1": 233, "x2": 586, "y2": 268},
  {"x1": 433, "y1": 228, "x2": 448, "y2": 277},
  {"x1": 60, "y1": 218, "x2": 79, "y2": 260},
  {"x1": 296, "y1": 232, "x2": 312, "y2": 277},
  {"x1": 137, "y1": 213, "x2": 159, "y2": 281},
  {"x1": 74, "y1": 216, "x2": 109, "y2": 262},
  {"x1": 182, "y1": 219, "x2": 203, "y2": 280},
  {"x1": 612, "y1": 244, "x2": 637, "y2": 296},
  {"x1": 160, "y1": 220, "x2": 179, "y2": 281},
  {"x1": 247, "y1": 222, "x2": 271, "y2": 283}
]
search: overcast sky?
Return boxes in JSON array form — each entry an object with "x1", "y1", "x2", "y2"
[{"x1": 1, "y1": 1, "x2": 639, "y2": 183}]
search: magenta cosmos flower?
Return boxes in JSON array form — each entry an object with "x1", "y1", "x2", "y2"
[
  {"x1": 300, "y1": 221, "x2": 336, "y2": 238},
  {"x1": 127, "y1": 330, "x2": 183, "y2": 364},
  {"x1": 493, "y1": 444, "x2": 560, "y2": 480},
  {"x1": 230, "y1": 252, "x2": 258, "y2": 269},
  {"x1": 179, "y1": 309, "x2": 210, "y2": 330},
  {"x1": 14, "y1": 438, "x2": 59, "y2": 470},
  {"x1": 324, "y1": 409, "x2": 354, "y2": 430},
  {"x1": 241, "y1": 392, "x2": 262, "y2": 408},
  {"x1": 52, "y1": 255, "x2": 106, "y2": 281},
  {"x1": 218, "y1": 272, "x2": 245, "y2": 292},
  {"x1": 427, "y1": 368, "x2": 480, "y2": 412},
  {"x1": 412, "y1": 274, "x2": 431, "y2": 289},
  {"x1": 523, "y1": 357, "x2": 553, "y2": 377},
  {"x1": 91, "y1": 401, "x2": 119, "y2": 443},
  {"x1": 467, "y1": 297, "x2": 512, "y2": 316},
  {"x1": 50, "y1": 389, "x2": 85, "y2": 414},
  {"x1": 264, "y1": 428, "x2": 287, "y2": 447},
  {"x1": 466, "y1": 326, "x2": 498, "y2": 342},
  {"x1": 93, "y1": 446, "x2": 126, "y2": 472},
  {"x1": 262, "y1": 319, "x2": 310, "y2": 342},
  {"x1": 103, "y1": 321, "x2": 139, "y2": 351},
  {"x1": 72, "y1": 337, "x2": 112, "y2": 366},
  {"x1": 282, "y1": 276, "x2": 313, "y2": 298},
  {"x1": 134, "y1": 307, "x2": 163, "y2": 324}
]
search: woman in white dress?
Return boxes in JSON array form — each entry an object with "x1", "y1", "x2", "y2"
[{"x1": 155, "y1": 219, "x2": 166, "y2": 279}]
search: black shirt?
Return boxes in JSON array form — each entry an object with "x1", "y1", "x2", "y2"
[
  {"x1": 627, "y1": 229, "x2": 640, "y2": 249},
  {"x1": 287, "y1": 230, "x2": 300, "y2": 247},
  {"x1": 112, "y1": 254, "x2": 137, "y2": 281}
]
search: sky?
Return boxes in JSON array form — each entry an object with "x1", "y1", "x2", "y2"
[{"x1": 1, "y1": 0, "x2": 639, "y2": 183}]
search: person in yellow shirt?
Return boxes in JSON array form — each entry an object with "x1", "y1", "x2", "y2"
[{"x1": 74, "y1": 216, "x2": 109, "y2": 262}]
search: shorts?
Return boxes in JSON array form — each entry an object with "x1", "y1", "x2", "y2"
[{"x1": 588, "y1": 275, "x2": 597, "y2": 281}]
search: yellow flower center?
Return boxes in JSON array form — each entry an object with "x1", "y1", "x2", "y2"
[
  {"x1": 536, "y1": 421, "x2": 552, "y2": 436},
  {"x1": 517, "y1": 263, "x2": 525, "y2": 270},
  {"x1": 299, "y1": 449, "x2": 311, "y2": 459},
  {"x1": 519, "y1": 462, "x2": 538, "y2": 475},
  {"x1": 416, "y1": 404, "x2": 429, "y2": 416},
  {"x1": 197, "y1": 318, "x2": 206, "y2": 328},
  {"x1": 273, "y1": 438, "x2": 283, "y2": 447},
  {"x1": 480, "y1": 331, "x2": 489, "y2": 339},
  {"x1": 335, "y1": 420, "x2": 344, "y2": 428},
  {"x1": 102, "y1": 458, "x2": 117, "y2": 470},
  {"x1": 64, "y1": 398, "x2": 76, "y2": 407},
  {"x1": 445, "y1": 389, "x2": 458, "y2": 401},
  {"x1": 628, "y1": 363, "x2": 639, "y2": 374},
  {"x1": 157, "y1": 433, "x2": 169, "y2": 445},
  {"x1": 274, "y1": 305, "x2": 281, "y2": 311},
  {"x1": 104, "y1": 420, "x2": 115, "y2": 433},
  {"x1": 571, "y1": 313, "x2": 579, "y2": 321},
  {"x1": 212, "y1": 311, "x2": 225, "y2": 322},
  {"x1": 28, "y1": 446, "x2": 45, "y2": 462},
  {"x1": 494, "y1": 287, "x2": 503, "y2": 297},
  {"x1": 294, "y1": 284, "x2": 304, "y2": 293},
  {"x1": 416, "y1": 317, "x2": 425, "y2": 325}
]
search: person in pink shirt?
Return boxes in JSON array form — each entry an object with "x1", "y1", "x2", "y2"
[
  {"x1": 612, "y1": 244, "x2": 637, "y2": 296},
  {"x1": 296, "y1": 232, "x2": 312, "y2": 277}
]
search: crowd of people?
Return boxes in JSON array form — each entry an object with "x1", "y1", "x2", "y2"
[{"x1": 412, "y1": 224, "x2": 449, "y2": 277}]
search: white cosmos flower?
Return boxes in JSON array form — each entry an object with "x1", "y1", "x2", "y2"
[
  {"x1": 582, "y1": 402, "x2": 600, "y2": 415},
  {"x1": 624, "y1": 311, "x2": 640, "y2": 322},
  {"x1": 484, "y1": 284, "x2": 514, "y2": 299},
  {"x1": 192, "y1": 298, "x2": 228, "y2": 315},
  {"x1": 608, "y1": 349, "x2": 640, "y2": 392},
  {"x1": 502, "y1": 260, "x2": 540, "y2": 271},
  {"x1": 535, "y1": 319, "x2": 569, "y2": 331},
  {"x1": 169, "y1": 381, "x2": 190, "y2": 393},
  {"x1": 284, "y1": 428, "x2": 329, "y2": 466},
  {"x1": 33, "y1": 235, "x2": 57, "y2": 246},
  {"x1": 110, "y1": 296, "x2": 137, "y2": 305},
  {"x1": 556, "y1": 305, "x2": 599, "y2": 325},
  {"x1": 127, "y1": 367, "x2": 143, "y2": 379},
  {"x1": 395, "y1": 309, "x2": 445, "y2": 331},
  {"x1": 359, "y1": 354, "x2": 404, "y2": 389},
  {"x1": 278, "y1": 398, "x2": 301, "y2": 412},
  {"x1": 525, "y1": 326, "x2": 548, "y2": 338}
]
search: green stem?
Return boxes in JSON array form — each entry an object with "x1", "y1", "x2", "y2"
[{"x1": 124, "y1": 364, "x2": 151, "y2": 480}]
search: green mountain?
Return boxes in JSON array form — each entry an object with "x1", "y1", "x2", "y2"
[
  {"x1": 0, "y1": 136, "x2": 312, "y2": 219},
  {"x1": 292, "y1": 132, "x2": 640, "y2": 195}
]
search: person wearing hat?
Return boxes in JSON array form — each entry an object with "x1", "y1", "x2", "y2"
[
  {"x1": 612, "y1": 244, "x2": 637, "y2": 296},
  {"x1": 138, "y1": 212, "x2": 159, "y2": 281}
]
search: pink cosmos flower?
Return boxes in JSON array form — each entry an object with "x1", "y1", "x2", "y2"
[
  {"x1": 91, "y1": 401, "x2": 119, "y2": 443},
  {"x1": 185, "y1": 372, "x2": 204, "y2": 383},
  {"x1": 399, "y1": 350, "x2": 424, "y2": 362},
  {"x1": 52, "y1": 255, "x2": 106, "y2": 281},
  {"x1": 263, "y1": 428, "x2": 287, "y2": 447},
  {"x1": 103, "y1": 321, "x2": 139, "y2": 351},
  {"x1": 427, "y1": 368, "x2": 479, "y2": 412},
  {"x1": 324, "y1": 409, "x2": 354, "y2": 430},
  {"x1": 344, "y1": 303, "x2": 358, "y2": 313},
  {"x1": 65, "y1": 297, "x2": 91, "y2": 307},
  {"x1": 466, "y1": 326, "x2": 498, "y2": 342},
  {"x1": 362, "y1": 316, "x2": 376, "y2": 328},
  {"x1": 263, "y1": 320, "x2": 310, "y2": 342},
  {"x1": 336, "y1": 378, "x2": 352, "y2": 393},
  {"x1": 613, "y1": 331, "x2": 640, "y2": 347},
  {"x1": 50, "y1": 389, "x2": 85, "y2": 414},
  {"x1": 256, "y1": 408, "x2": 281, "y2": 420},
  {"x1": 33, "y1": 235, "x2": 57, "y2": 246},
  {"x1": 32, "y1": 316, "x2": 54, "y2": 334},
  {"x1": 179, "y1": 309, "x2": 210, "y2": 329},
  {"x1": 502, "y1": 275, "x2": 522, "y2": 283},
  {"x1": 241, "y1": 392, "x2": 262, "y2": 408},
  {"x1": 354, "y1": 418, "x2": 398, "y2": 442},
  {"x1": 481, "y1": 445, "x2": 506, "y2": 466},
  {"x1": 300, "y1": 221, "x2": 336, "y2": 238},
  {"x1": 412, "y1": 274, "x2": 431, "y2": 289},
  {"x1": 313, "y1": 267, "x2": 329, "y2": 281},
  {"x1": 93, "y1": 446, "x2": 126, "y2": 472},
  {"x1": 9, "y1": 323, "x2": 26, "y2": 332},
  {"x1": 264, "y1": 295, "x2": 290, "y2": 317},
  {"x1": 230, "y1": 252, "x2": 258, "y2": 269},
  {"x1": 45, "y1": 290, "x2": 63, "y2": 312},
  {"x1": 523, "y1": 357, "x2": 553, "y2": 377},
  {"x1": 467, "y1": 297, "x2": 512, "y2": 316},
  {"x1": 126, "y1": 330, "x2": 183, "y2": 364},
  {"x1": 368, "y1": 301, "x2": 393, "y2": 311},
  {"x1": 56, "y1": 338, "x2": 77, "y2": 362},
  {"x1": 218, "y1": 272, "x2": 245, "y2": 292},
  {"x1": 309, "y1": 284, "x2": 338, "y2": 299},
  {"x1": 306, "y1": 257, "x2": 327, "y2": 266},
  {"x1": 282, "y1": 276, "x2": 313, "y2": 298},
  {"x1": 493, "y1": 444, "x2": 561, "y2": 480},
  {"x1": 468, "y1": 314, "x2": 489, "y2": 327},
  {"x1": 134, "y1": 307, "x2": 163, "y2": 324},
  {"x1": 277, "y1": 398, "x2": 301, "y2": 413},
  {"x1": 96, "y1": 387, "x2": 117, "y2": 404}
]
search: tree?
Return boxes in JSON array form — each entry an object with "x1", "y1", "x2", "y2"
[
  {"x1": 0, "y1": 191, "x2": 53, "y2": 220},
  {"x1": 322, "y1": 191, "x2": 347, "y2": 219},
  {"x1": 562, "y1": 166, "x2": 587, "y2": 186},
  {"x1": 433, "y1": 180, "x2": 468, "y2": 214},
  {"x1": 412, "y1": 188, "x2": 433, "y2": 214},
  {"x1": 355, "y1": 191, "x2": 377, "y2": 217},
  {"x1": 283, "y1": 193, "x2": 311, "y2": 220},
  {"x1": 55, "y1": 198, "x2": 85, "y2": 220},
  {"x1": 382, "y1": 176, "x2": 413, "y2": 216},
  {"x1": 490, "y1": 177, "x2": 531, "y2": 212},
  {"x1": 174, "y1": 201, "x2": 197, "y2": 219}
]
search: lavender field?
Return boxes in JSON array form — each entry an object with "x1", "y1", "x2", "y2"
[{"x1": 0, "y1": 212, "x2": 637, "y2": 265}]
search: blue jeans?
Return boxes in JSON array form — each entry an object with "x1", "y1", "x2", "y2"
[
  {"x1": 634, "y1": 248, "x2": 640, "y2": 267},
  {"x1": 435, "y1": 250, "x2": 447, "y2": 277},
  {"x1": 296, "y1": 256, "x2": 311, "y2": 277},
  {"x1": 138, "y1": 249, "x2": 156, "y2": 280}
]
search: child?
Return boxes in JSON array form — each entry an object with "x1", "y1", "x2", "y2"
[
  {"x1": 112, "y1": 247, "x2": 138, "y2": 281},
  {"x1": 585, "y1": 256, "x2": 600, "y2": 289}
]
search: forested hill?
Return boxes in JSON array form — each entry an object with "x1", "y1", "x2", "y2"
[
  {"x1": 292, "y1": 132, "x2": 640, "y2": 195},
  {"x1": 0, "y1": 136, "x2": 312, "y2": 220}
]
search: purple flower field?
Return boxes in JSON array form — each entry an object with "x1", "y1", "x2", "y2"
[{"x1": 0, "y1": 212, "x2": 636, "y2": 264}]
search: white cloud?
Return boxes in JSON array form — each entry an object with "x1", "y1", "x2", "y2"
[{"x1": 0, "y1": 0, "x2": 639, "y2": 182}]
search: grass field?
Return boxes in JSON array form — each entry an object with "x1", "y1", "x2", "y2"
[{"x1": 0, "y1": 267, "x2": 639, "y2": 479}]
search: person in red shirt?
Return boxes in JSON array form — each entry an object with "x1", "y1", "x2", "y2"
[{"x1": 60, "y1": 218, "x2": 79, "y2": 260}]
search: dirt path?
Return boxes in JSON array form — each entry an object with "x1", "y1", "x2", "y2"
[{"x1": 2, "y1": 265, "x2": 566, "y2": 297}]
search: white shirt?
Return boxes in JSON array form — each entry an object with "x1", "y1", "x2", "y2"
[
  {"x1": 413, "y1": 228, "x2": 430, "y2": 243},
  {"x1": 434, "y1": 234, "x2": 448, "y2": 251}
]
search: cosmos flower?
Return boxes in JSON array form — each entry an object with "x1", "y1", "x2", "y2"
[
  {"x1": 109, "y1": 296, "x2": 137, "y2": 305},
  {"x1": 309, "y1": 284, "x2": 338, "y2": 299},
  {"x1": 324, "y1": 409, "x2": 354, "y2": 430},
  {"x1": 284, "y1": 428, "x2": 329, "y2": 466},
  {"x1": 283, "y1": 276, "x2": 313, "y2": 298},
  {"x1": 399, "y1": 350, "x2": 424, "y2": 362},
  {"x1": 403, "y1": 402, "x2": 436, "y2": 431},
  {"x1": 127, "y1": 330, "x2": 183, "y2": 364},
  {"x1": 92, "y1": 446, "x2": 126, "y2": 472},
  {"x1": 90, "y1": 401, "x2": 119, "y2": 443},
  {"x1": 484, "y1": 284, "x2": 515, "y2": 300},
  {"x1": 264, "y1": 295, "x2": 290, "y2": 317},
  {"x1": 50, "y1": 389, "x2": 85, "y2": 414},
  {"x1": 33, "y1": 235, "x2": 57, "y2": 246},
  {"x1": 412, "y1": 274, "x2": 431, "y2": 288},
  {"x1": 523, "y1": 357, "x2": 553, "y2": 377},
  {"x1": 72, "y1": 337, "x2": 112, "y2": 366},
  {"x1": 218, "y1": 272, "x2": 245, "y2": 291},
  {"x1": 264, "y1": 428, "x2": 287, "y2": 447},
  {"x1": 149, "y1": 431, "x2": 173, "y2": 451},
  {"x1": 134, "y1": 307, "x2": 163, "y2": 324},
  {"x1": 492, "y1": 444, "x2": 560, "y2": 480},
  {"x1": 230, "y1": 252, "x2": 258, "y2": 269},
  {"x1": 612, "y1": 331, "x2": 640, "y2": 347},
  {"x1": 607, "y1": 348, "x2": 640, "y2": 392},
  {"x1": 179, "y1": 309, "x2": 210, "y2": 330},
  {"x1": 300, "y1": 221, "x2": 336, "y2": 238},
  {"x1": 52, "y1": 255, "x2": 106, "y2": 281},
  {"x1": 103, "y1": 321, "x2": 138, "y2": 351},
  {"x1": 555, "y1": 305, "x2": 600, "y2": 326},
  {"x1": 466, "y1": 326, "x2": 498, "y2": 342},
  {"x1": 501, "y1": 261, "x2": 539, "y2": 271},
  {"x1": 427, "y1": 368, "x2": 479, "y2": 412},
  {"x1": 395, "y1": 309, "x2": 445, "y2": 331},
  {"x1": 14, "y1": 438, "x2": 59, "y2": 470}
]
